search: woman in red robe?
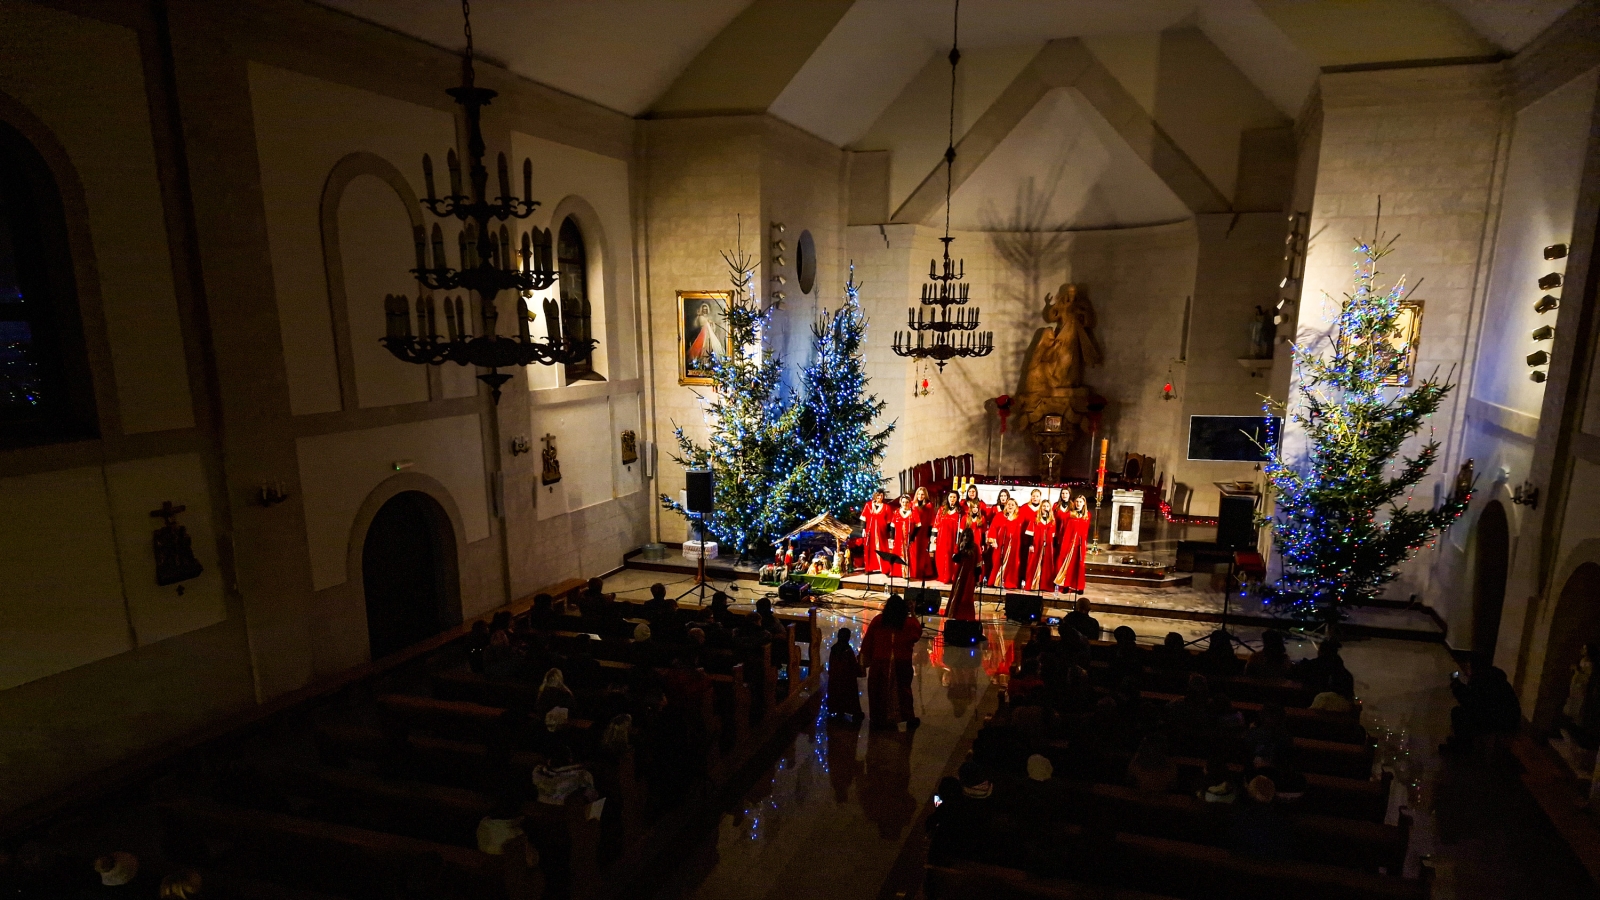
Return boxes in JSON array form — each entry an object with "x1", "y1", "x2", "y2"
[
  {"x1": 944, "y1": 529, "x2": 980, "y2": 621},
  {"x1": 1054, "y1": 491, "x2": 1092, "y2": 595},
  {"x1": 963, "y1": 499, "x2": 988, "y2": 585},
  {"x1": 933, "y1": 491, "x2": 964, "y2": 583},
  {"x1": 1023, "y1": 502, "x2": 1057, "y2": 591},
  {"x1": 987, "y1": 498, "x2": 1024, "y2": 590},
  {"x1": 859, "y1": 489, "x2": 890, "y2": 574},
  {"x1": 962, "y1": 484, "x2": 986, "y2": 521},
  {"x1": 861, "y1": 593, "x2": 923, "y2": 727},
  {"x1": 889, "y1": 495, "x2": 926, "y2": 581},
  {"x1": 913, "y1": 486, "x2": 938, "y2": 578},
  {"x1": 1050, "y1": 487, "x2": 1074, "y2": 558}
]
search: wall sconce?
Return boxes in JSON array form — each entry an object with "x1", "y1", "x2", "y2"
[
  {"x1": 771, "y1": 290, "x2": 786, "y2": 302},
  {"x1": 1535, "y1": 294, "x2": 1559, "y2": 314},
  {"x1": 1539, "y1": 272, "x2": 1563, "y2": 290},
  {"x1": 772, "y1": 274, "x2": 786, "y2": 286},
  {"x1": 1530, "y1": 370, "x2": 1548, "y2": 383},
  {"x1": 774, "y1": 255, "x2": 786, "y2": 267},
  {"x1": 1527, "y1": 350, "x2": 1550, "y2": 367},
  {"x1": 1545, "y1": 243, "x2": 1569, "y2": 260},
  {"x1": 1532, "y1": 325, "x2": 1554, "y2": 341},
  {"x1": 772, "y1": 240, "x2": 786, "y2": 254},
  {"x1": 257, "y1": 482, "x2": 290, "y2": 507},
  {"x1": 771, "y1": 221, "x2": 785, "y2": 234},
  {"x1": 510, "y1": 435, "x2": 532, "y2": 456},
  {"x1": 1512, "y1": 480, "x2": 1539, "y2": 508}
]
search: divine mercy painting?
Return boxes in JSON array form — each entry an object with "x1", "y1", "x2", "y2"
[{"x1": 677, "y1": 290, "x2": 730, "y2": 386}]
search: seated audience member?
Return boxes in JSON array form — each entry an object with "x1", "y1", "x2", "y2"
[
  {"x1": 536, "y1": 668, "x2": 575, "y2": 717},
  {"x1": 1289, "y1": 639, "x2": 1348, "y2": 696},
  {"x1": 827, "y1": 627, "x2": 865, "y2": 724},
  {"x1": 642, "y1": 583, "x2": 674, "y2": 624},
  {"x1": 483, "y1": 629, "x2": 517, "y2": 678},
  {"x1": 1245, "y1": 629, "x2": 1293, "y2": 679},
  {"x1": 1443, "y1": 654, "x2": 1522, "y2": 754},
  {"x1": 476, "y1": 795, "x2": 527, "y2": 855},
  {"x1": 1151, "y1": 631, "x2": 1191, "y2": 672},
  {"x1": 94, "y1": 852, "x2": 156, "y2": 894},
  {"x1": 1196, "y1": 630, "x2": 1244, "y2": 680},
  {"x1": 1164, "y1": 674, "x2": 1214, "y2": 748},
  {"x1": 1108, "y1": 625, "x2": 1144, "y2": 686},
  {"x1": 467, "y1": 620, "x2": 491, "y2": 673},
  {"x1": 1244, "y1": 703, "x2": 1293, "y2": 764},
  {"x1": 707, "y1": 591, "x2": 740, "y2": 629},
  {"x1": 528, "y1": 592, "x2": 562, "y2": 630},
  {"x1": 490, "y1": 610, "x2": 514, "y2": 635},
  {"x1": 1008, "y1": 658, "x2": 1045, "y2": 703},
  {"x1": 756, "y1": 597, "x2": 788, "y2": 642},
  {"x1": 1311, "y1": 665, "x2": 1357, "y2": 712},
  {"x1": 159, "y1": 869, "x2": 204, "y2": 900},
  {"x1": 1209, "y1": 690, "x2": 1246, "y2": 742},
  {"x1": 925, "y1": 776, "x2": 968, "y2": 866},
  {"x1": 1227, "y1": 776, "x2": 1293, "y2": 859},
  {"x1": 1127, "y1": 733, "x2": 1179, "y2": 794},
  {"x1": 1198, "y1": 754, "x2": 1238, "y2": 804},
  {"x1": 733, "y1": 613, "x2": 772, "y2": 653},
  {"x1": 532, "y1": 740, "x2": 597, "y2": 806},
  {"x1": 1063, "y1": 595, "x2": 1102, "y2": 641},
  {"x1": 1053, "y1": 621, "x2": 1093, "y2": 670},
  {"x1": 1021, "y1": 623, "x2": 1055, "y2": 664}
]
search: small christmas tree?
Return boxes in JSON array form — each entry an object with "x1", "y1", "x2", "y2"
[
  {"x1": 793, "y1": 264, "x2": 895, "y2": 520},
  {"x1": 1265, "y1": 223, "x2": 1472, "y2": 627},
  {"x1": 660, "y1": 231, "x2": 804, "y2": 560}
]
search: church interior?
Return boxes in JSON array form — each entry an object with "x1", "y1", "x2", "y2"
[{"x1": 5, "y1": 1, "x2": 1600, "y2": 898}]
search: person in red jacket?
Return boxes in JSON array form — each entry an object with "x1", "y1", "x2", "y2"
[
  {"x1": 913, "y1": 486, "x2": 938, "y2": 579},
  {"x1": 1023, "y1": 502, "x2": 1057, "y2": 591},
  {"x1": 862, "y1": 593, "x2": 923, "y2": 728},
  {"x1": 860, "y1": 489, "x2": 890, "y2": 574},
  {"x1": 987, "y1": 498, "x2": 1024, "y2": 590},
  {"x1": 933, "y1": 491, "x2": 964, "y2": 583},
  {"x1": 1054, "y1": 491, "x2": 1092, "y2": 595}
]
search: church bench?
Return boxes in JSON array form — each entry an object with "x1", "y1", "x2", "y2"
[
  {"x1": 925, "y1": 860, "x2": 1179, "y2": 900},
  {"x1": 316, "y1": 723, "x2": 541, "y2": 788},
  {"x1": 200, "y1": 868, "x2": 358, "y2": 900},
  {"x1": 994, "y1": 778, "x2": 1407, "y2": 873},
  {"x1": 1085, "y1": 659, "x2": 1323, "y2": 708},
  {"x1": 159, "y1": 797, "x2": 527, "y2": 900},
  {"x1": 375, "y1": 693, "x2": 595, "y2": 748},
  {"x1": 1134, "y1": 689, "x2": 1368, "y2": 744},
  {"x1": 223, "y1": 761, "x2": 492, "y2": 847},
  {"x1": 1167, "y1": 755, "x2": 1391, "y2": 822}
]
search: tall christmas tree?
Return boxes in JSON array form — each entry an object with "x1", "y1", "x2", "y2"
[
  {"x1": 1265, "y1": 224, "x2": 1472, "y2": 627},
  {"x1": 793, "y1": 264, "x2": 894, "y2": 520},
  {"x1": 660, "y1": 232, "x2": 804, "y2": 560}
]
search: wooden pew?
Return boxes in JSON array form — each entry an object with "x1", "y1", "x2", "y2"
[
  {"x1": 224, "y1": 761, "x2": 491, "y2": 847},
  {"x1": 1135, "y1": 689, "x2": 1366, "y2": 744},
  {"x1": 159, "y1": 797, "x2": 528, "y2": 900},
  {"x1": 1168, "y1": 755, "x2": 1391, "y2": 823},
  {"x1": 926, "y1": 860, "x2": 1179, "y2": 900}
]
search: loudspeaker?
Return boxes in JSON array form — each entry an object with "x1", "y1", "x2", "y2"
[
  {"x1": 778, "y1": 579, "x2": 809, "y2": 605},
  {"x1": 685, "y1": 468, "x2": 713, "y2": 514},
  {"x1": 1005, "y1": 593, "x2": 1042, "y2": 625},
  {"x1": 906, "y1": 586, "x2": 942, "y2": 616},
  {"x1": 944, "y1": 618, "x2": 982, "y2": 647},
  {"x1": 1217, "y1": 494, "x2": 1257, "y2": 550}
]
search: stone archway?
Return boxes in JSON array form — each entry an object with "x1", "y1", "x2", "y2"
[
  {"x1": 360, "y1": 490, "x2": 460, "y2": 660},
  {"x1": 1470, "y1": 500, "x2": 1511, "y2": 659},
  {"x1": 1534, "y1": 561, "x2": 1600, "y2": 732}
]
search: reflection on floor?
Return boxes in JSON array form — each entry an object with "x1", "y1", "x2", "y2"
[{"x1": 596, "y1": 568, "x2": 1598, "y2": 900}]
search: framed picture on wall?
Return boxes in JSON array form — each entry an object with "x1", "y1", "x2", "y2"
[
  {"x1": 1384, "y1": 301, "x2": 1423, "y2": 386},
  {"x1": 677, "y1": 290, "x2": 731, "y2": 386}
]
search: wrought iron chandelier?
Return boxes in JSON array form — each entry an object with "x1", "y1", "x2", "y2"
[
  {"x1": 381, "y1": 0, "x2": 595, "y2": 403},
  {"x1": 892, "y1": 0, "x2": 992, "y2": 371}
]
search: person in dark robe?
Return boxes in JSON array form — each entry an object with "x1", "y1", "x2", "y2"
[
  {"x1": 862, "y1": 594, "x2": 923, "y2": 728},
  {"x1": 827, "y1": 627, "x2": 865, "y2": 724},
  {"x1": 944, "y1": 529, "x2": 981, "y2": 621}
]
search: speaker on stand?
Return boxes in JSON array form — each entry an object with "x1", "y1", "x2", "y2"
[{"x1": 676, "y1": 468, "x2": 715, "y2": 605}]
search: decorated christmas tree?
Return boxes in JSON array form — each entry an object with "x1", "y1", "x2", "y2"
[
  {"x1": 792, "y1": 265, "x2": 895, "y2": 520},
  {"x1": 1265, "y1": 223, "x2": 1472, "y2": 627},
  {"x1": 660, "y1": 233, "x2": 804, "y2": 560}
]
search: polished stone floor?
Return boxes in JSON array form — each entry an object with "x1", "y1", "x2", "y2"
[{"x1": 595, "y1": 569, "x2": 1597, "y2": 900}]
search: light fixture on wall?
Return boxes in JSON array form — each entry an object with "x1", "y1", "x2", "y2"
[
  {"x1": 1527, "y1": 350, "x2": 1550, "y2": 367},
  {"x1": 378, "y1": 0, "x2": 596, "y2": 403},
  {"x1": 1534, "y1": 294, "x2": 1559, "y2": 314},
  {"x1": 1545, "y1": 243, "x2": 1569, "y2": 260},
  {"x1": 1538, "y1": 272, "x2": 1563, "y2": 290},
  {"x1": 1532, "y1": 325, "x2": 1554, "y2": 341},
  {"x1": 891, "y1": 0, "x2": 992, "y2": 372}
]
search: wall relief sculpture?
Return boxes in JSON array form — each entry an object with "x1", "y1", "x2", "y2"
[{"x1": 1013, "y1": 283, "x2": 1102, "y2": 447}]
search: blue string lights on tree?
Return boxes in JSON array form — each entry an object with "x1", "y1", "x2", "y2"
[
  {"x1": 790, "y1": 264, "x2": 895, "y2": 521},
  {"x1": 660, "y1": 227, "x2": 804, "y2": 561},
  {"x1": 1263, "y1": 214, "x2": 1473, "y2": 628}
]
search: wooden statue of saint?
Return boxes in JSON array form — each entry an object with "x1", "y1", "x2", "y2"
[{"x1": 1013, "y1": 283, "x2": 1102, "y2": 440}]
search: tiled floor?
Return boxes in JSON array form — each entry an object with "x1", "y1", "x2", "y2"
[{"x1": 594, "y1": 569, "x2": 1597, "y2": 900}]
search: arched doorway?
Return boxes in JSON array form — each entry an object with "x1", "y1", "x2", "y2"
[
  {"x1": 362, "y1": 490, "x2": 459, "y2": 660},
  {"x1": 1470, "y1": 501, "x2": 1510, "y2": 658},
  {"x1": 1535, "y1": 562, "x2": 1600, "y2": 730}
]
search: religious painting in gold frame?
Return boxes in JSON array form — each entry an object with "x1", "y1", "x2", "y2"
[
  {"x1": 677, "y1": 290, "x2": 731, "y2": 386},
  {"x1": 1384, "y1": 301, "x2": 1423, "y2": 386}
]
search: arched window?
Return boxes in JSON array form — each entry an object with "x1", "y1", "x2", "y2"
[
  {"x1": 0, "y1": 120, "x2": 96, "y2": 447},
  {"x1": 557, "y1": 216, "x2": 601, "y2": 382}
]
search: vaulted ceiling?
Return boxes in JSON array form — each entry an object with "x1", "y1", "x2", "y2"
[{"x1": 315, "y1": 0, "x2": 1579, "y2": 229}]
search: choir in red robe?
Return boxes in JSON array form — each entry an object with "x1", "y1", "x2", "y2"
[
  {"x1": 1054, "y1": 493, "x2": 1092, "y2": 594},
  {"x1": 859, "y1": 490, "x2": 890, "y2": 574},
  {"x1": 890, "y1": 497, "x2": 927, "y2": 580},
  {"x1": 933, "y1": 492, "x2": 964, "y2": 583},
  {"x1": 1022, "y1": 504, "x2": 1057, "y2": 591},
  {"x1": 987, "y1": 500, "x2": 1024, "y2": 590},
  {"x1": 912, "y1": 487, "x2": 937, "y2": 579}
]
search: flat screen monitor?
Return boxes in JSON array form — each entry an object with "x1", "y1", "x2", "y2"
[{"x1": 1186, "y1": 415, "x2": 1281, "y2": 462}]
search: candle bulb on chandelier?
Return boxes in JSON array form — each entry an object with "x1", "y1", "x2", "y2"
[
  {"x1": 446, "y1": 149, "x2": 462, "y2": 197},
  {"x1": 422, "y1": 154, "x2": 436, "y2": 203},
  {"x1": 517, "y1": 297, "x2": 532, "y2": 341}
]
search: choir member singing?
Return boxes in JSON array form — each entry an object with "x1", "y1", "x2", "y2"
[
  {"x1": 965, "y1": 497, "x2": 989, "y2": 584},
  {"x1": 860, "y1": 489, "x2": 890, "y2": 574},
  {"x1": 1019, "y1": 488, "x2": 1045, "y2": 576},
  {"x1": 1023, "y1": 502, "x2": 1057, "y2": 591},
  {"x1": 1054, "y1": 491, "x2": 1092, "y2": 595},
  {"x1": 962, "y1": 484, "x2": 986, "y2": 521},
  {"x1": 913, "y1": 486, "x2": 938, "y2": 579},
  {"x1": 891, "y1": 494, "x2": 927, "y2": 581},
  {"x1": 933, "y1": 491, "x2": 964, "y2": 583},
  {"x1": 988, "y1": 498, "x2": 1024, "y2": 590}
]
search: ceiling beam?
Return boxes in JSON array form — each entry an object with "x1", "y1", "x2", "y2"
[{"x1": 891, "y1": 38, "x2": 1230, "y2": 225}]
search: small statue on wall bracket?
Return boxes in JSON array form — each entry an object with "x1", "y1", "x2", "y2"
[
  {"x1": 1249, "y1": 306, "x2": 1277, "y2": 359},
  {"x1": 541, "y1": 434, "x2": 562, "y2": 486},
  {"x1": 151, "y1": 501, "x2": 204, "y2": 587},
  {"x1": 510, "y1": 435, "x2": 532, "y2": 457},
  {"x1": 620, "y1": 430, "x2": 638, "y2": 465}
]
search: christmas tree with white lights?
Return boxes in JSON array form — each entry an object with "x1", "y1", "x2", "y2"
[
  {"x1": 793, "y1": 265, "x2": 894, "y2": 520},
  {"x1": 660, "y1": 233, "x2": 804, "y2": 560},
  {"x1": 1265, "y1": 224, "x2": 1472, "y2": 627}
]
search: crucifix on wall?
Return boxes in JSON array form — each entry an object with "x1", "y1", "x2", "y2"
[{"x1": 150, "y1": 500, "x2": 204, "y2": 587}]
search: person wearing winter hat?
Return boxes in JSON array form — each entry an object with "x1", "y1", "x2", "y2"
[{"x1": 1026, "y1": 753, "x2": 1054, "y2": 782}]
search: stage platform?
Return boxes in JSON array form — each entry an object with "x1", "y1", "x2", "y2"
[{"x1": 615, "y1": 546, "x2": 1446, "y2": 644}]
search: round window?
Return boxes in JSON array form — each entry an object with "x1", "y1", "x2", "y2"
[{"x1": 795, "y1": 229, "x2": 817, "y2": 295}]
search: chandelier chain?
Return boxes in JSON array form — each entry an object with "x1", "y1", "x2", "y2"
[{"x1": 944, "y1": 0, "x2": 960, "y2": 243}]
